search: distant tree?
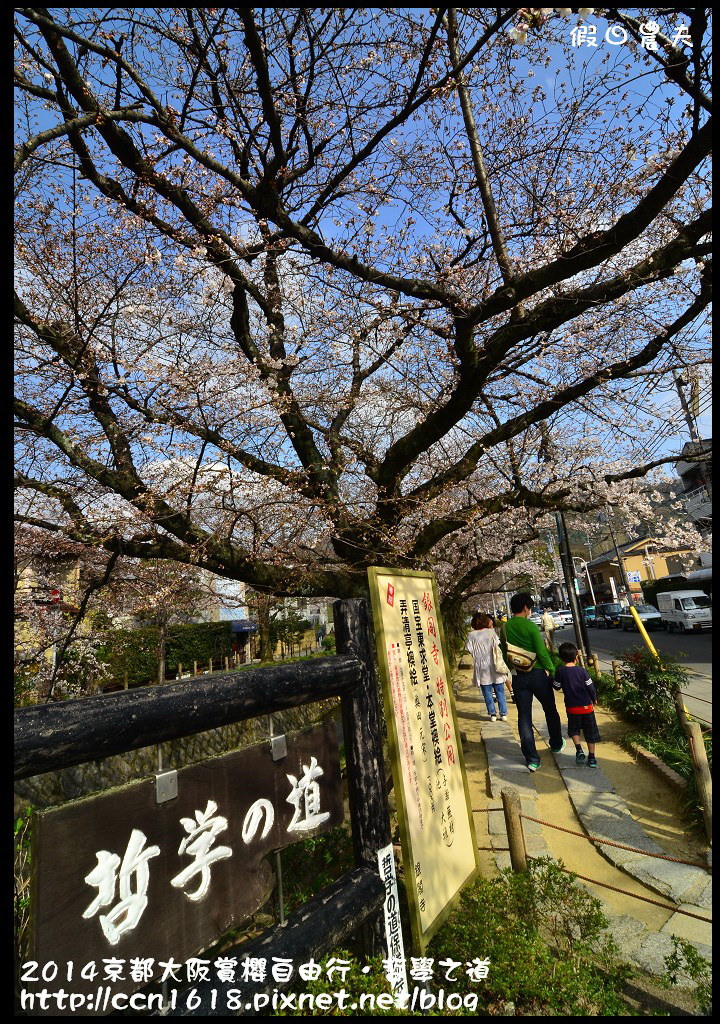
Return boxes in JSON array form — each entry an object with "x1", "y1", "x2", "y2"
[
  {"x1": 271, "y1": 607, "x2": 312, "y2": 658},
  {"x1": 103, "y1": 559, "x2": 218, "y2": 684}
]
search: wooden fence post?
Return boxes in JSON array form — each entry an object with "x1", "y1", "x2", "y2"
[
  {"x1": 611, "y1": 660, "x2": 620, "y2": 684},
  {"x1": 501, "y1": 788, "x2": 528, "y2": 873},
  {"x1": 209, "y1": 657, "x2": 213, "y2": 674},
  {"x1": 193, "y1": 660, "x2": 197, "y2": 677},
  {"x1": 671, "y1": 685, "x2": 712, "y2": 848},
  {"x1": 177, "y1": 662, "x2": 182, "y2": 680},
  {"x1": 334, "y1": 599, "x2": 392, "y2": 955},
  {"x1": 123, "y1": 670, "x2": 128, "y2": 690},
  {"x1": 687, "y1": 721, "x2": 713, "y2": 847},
  {"x1": 224, "y1": 655, "x2": 229, "y2": 672}
]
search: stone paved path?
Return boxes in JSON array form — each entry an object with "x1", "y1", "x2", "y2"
[{"x1": 457, "y1": 681, "x2": 712, "y2": 981}]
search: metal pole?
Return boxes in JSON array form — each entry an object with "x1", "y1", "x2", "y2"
[
  {"x1": 674, "y1": 372, "x2": 701, "y2": 443},
  {"x1": 555, "y1": 512, "x2": 591, "y2": 659},
  {"x1": 608, "y1": 520, "x2": 633, "y2": 602}
]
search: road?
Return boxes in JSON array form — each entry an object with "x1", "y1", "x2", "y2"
[{"x1": 554, "y1": 625, "x2": 712, "y2": 726}]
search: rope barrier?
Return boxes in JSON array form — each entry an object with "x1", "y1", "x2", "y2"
[
  {"x1": 680, "y1": 711, "x2": 712, "y2": 727},
  {"x1": 472, "y1": 806, "x2": 503, "y2": 812},
  {"x1": 680, "y1": 691, "x2": 712, "y2": 705},
  {"x1": 526, "y1": 856, "x2": 712, "y2": 923},
  {"x1": 520, "y1": 813, "x2": 711, "y2": 870},
  {"x1": 478, "y1": 845, "x2": 509, "y2": 852}
]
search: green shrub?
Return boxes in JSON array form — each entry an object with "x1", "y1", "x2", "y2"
[
  {"x1": 14, "y1": 807, "x2": 32, "y2": 987},
  {"x1": 261, "y1": 854, "x2": 635, "y2": 1016},
  {"x1": 97, "y1": 621, "x2": 234, "y2": 685},
  {"x1": 591, "y1": 651, "x2": 711, "y2": 831},
  {"x1": 427, "y1": 858, "x2": 632, "y2": 1016},
  {"x1": 592, "y1": 648, "x2": 686, "y2": 735},
  {"x1": 661, "y1": 935, "x2": 712, "y2": 1015},
  {"x1": 14, "y1": 664, "x2": 39, "y2": 705},
  {"x1": 165, "y1": 621, "x2": 233, "y2": 672},
  {"x1": 321, "y1": 634, "x2": 336, "y2": 653},
  {"x1": 96, "y1": 626, "x2": 159, "y2": 686}
]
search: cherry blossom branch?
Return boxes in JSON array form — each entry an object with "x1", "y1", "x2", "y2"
[
  {"x1": 376, "y1": 216, "x2": 711, "y2": 495},
  {"x1": 446, "y1": 8, "x2": 512, "y2": 283}
]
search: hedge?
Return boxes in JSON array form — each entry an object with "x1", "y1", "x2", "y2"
[{"x1": 97, "y1": 621, "x2": 234, "y2": 686}]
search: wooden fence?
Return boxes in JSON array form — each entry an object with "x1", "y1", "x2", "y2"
[{"x1": 14, "y1": 599, "x2": 391, "y2": 1015}]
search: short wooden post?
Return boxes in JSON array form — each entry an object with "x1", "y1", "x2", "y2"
[
  {"x1": 193, "y1": 660, "x2": 197, "y2": 677},
  {"x1": 577, "y1": 650, "x2": 585, "y2": 667},
  {"x1": 501, "y1": 788, "x2": 528, "y2": 873},
  {"x1": 224, "y1": 655, "x2": 229, "y2": 672},
  {"x1": 611, "y1": 660, "x2": 620, "y2": 684},
  {"x1": 123, "y1": 670, "x2": 129, "y2": 690},
  {"x1": 208, "y1": 657, "x2": 213, "y2": 674},
  {"x1": 177, "y1": 662, "x2": 182, "y2": 680},
  {"x1": 687, "y1": 721, "x2": 712, "y2": 846}
]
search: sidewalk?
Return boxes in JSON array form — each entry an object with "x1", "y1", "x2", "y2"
[{"x1": 454, "y1": 675, "x2": 712, "y2": 981}]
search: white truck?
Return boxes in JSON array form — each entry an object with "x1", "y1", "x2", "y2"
[{"x1": 656, "y1": 590, "x2": 712, "y2": 633}]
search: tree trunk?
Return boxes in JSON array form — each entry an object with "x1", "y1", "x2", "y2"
[
  {"x1": 257, "y1": 600, "x2": 273, "y2": 662},
  {"x1": 157, "y1": 622, "x2": 166, "y2": 686}
]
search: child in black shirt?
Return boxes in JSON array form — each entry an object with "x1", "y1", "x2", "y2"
[{"x1": 553, "y1": 641, "x2": 601, "y2": 767}]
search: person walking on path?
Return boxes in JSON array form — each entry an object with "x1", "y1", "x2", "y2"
[
  {"x1": 541, "y1": 608, "x2": 557, "y2": 652},
  {"x1": 553, "y1": 640, "x2": 601, "y2": 768},
  {"x1": 466, "y1": 612, "x2": 512, "y2": 721},
  {"x1": 500, "y1": 592, "x2": 565, "y2": 771}
]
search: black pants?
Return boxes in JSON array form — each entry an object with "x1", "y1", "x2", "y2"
[{"x1": 513, "y1": 668, "x2": 563, "y2": 763}]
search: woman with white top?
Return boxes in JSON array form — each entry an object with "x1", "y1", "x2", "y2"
[{"x1": 465, "y1": 612, "x2": 512, "y2": 721}]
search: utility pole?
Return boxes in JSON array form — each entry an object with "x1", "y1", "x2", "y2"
[
  {"x1": 555, "y1": 512, "x2": 592, "y2": 659},
  {"x1": 607, "y1": 519, "x2": 633, "y2": 603},
  {"x1": 674, "y1": 372, "x2": 701, "y2": 443}
]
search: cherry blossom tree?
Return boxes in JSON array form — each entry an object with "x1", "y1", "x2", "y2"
[{"x1": 14, "y1": 8, "x2": 712, "y2": 629}]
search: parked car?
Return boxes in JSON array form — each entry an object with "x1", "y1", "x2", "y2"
[
  {"x1": 618, "y1": 604, "x2": 662, "y2": 632},
  {"x1": 595, "y1": 602, "x2": 625, "y2": 628},
  {"x1": 656, "y1": 590, "x2": 712, "y2": 633},
  {"x1": 583, "y1": 606, "x2": 597, "y2": 626},
  {"x1": 552, "y1": 609, "x2": 573, "y2": 628}
]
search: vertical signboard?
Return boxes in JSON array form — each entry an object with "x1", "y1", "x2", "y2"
[{"x1": 368, "y1": 567, "x2": 480, "y2": 950}]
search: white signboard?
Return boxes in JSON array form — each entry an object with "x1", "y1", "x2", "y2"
[
  {"x1": 377, "y1": 844, "x2": 408, "y2": 999},
  {"x1": 368, "y1": 567, "x2": 480, "y2": 950}
]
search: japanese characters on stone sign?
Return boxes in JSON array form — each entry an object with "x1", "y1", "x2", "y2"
[
  {"x1": 30, "y1": 722, "x2": 343, "y2": 1013},
  {"x1": 368, "y1": 568, "x2": 480, "y2": 949}
]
